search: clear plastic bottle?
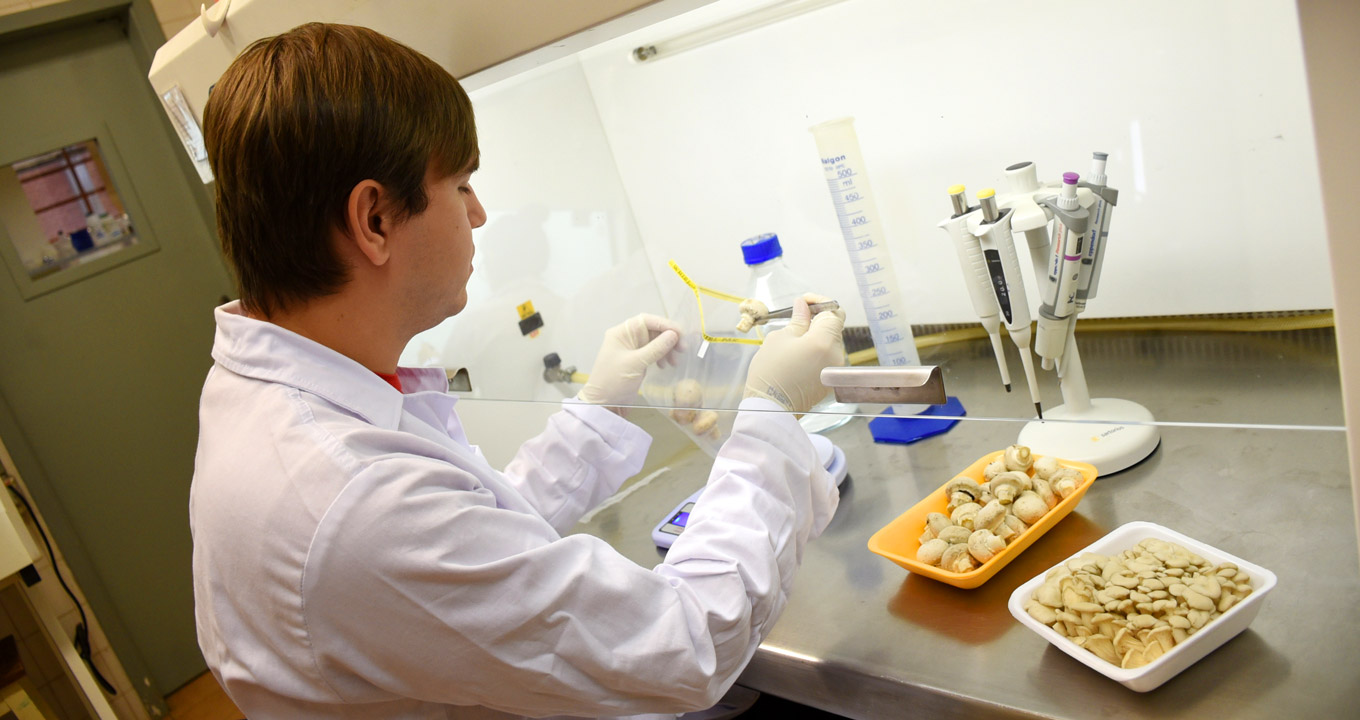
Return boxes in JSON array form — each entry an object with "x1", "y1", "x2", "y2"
[{"x1": 740, "y1": 232, "x2": 856, "y2": 433}]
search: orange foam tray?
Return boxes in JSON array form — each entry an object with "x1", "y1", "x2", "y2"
[{"x1": 868, "y1": 450, "x2": 1098, "y2": 589}]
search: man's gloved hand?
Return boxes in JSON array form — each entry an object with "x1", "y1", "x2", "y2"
[
  {"x1": 578, "y1": 314, "x2": 682, "y2": 409},
  {"x1": 743, "y1": 294, "x2": 846, "y2": 413}
]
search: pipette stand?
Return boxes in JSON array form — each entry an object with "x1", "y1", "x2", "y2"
[{"x1": 1016, "y1": 325, "x2": 1159, "y2": 474}]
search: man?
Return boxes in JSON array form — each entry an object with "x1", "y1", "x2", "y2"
[{"x1": 192, "y1": 22, "x2": 846, "y2": 719}]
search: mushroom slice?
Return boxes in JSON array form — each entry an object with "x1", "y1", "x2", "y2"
[
  {"x1": 1189, "y1": 577, "x2": 1222, "y2": 601},
  {"x1": 1146, "y1": 625, "x2": 1176, "y2": 654},
  {"x1": 1026, "y1": 600, "x2": 1058, "y2": 625},
  {"x1": 1091, "y1": 613, "x2": 1120, "y2": 639},
  {"x1": 1121, "y1": 646, "x2": 1149, "y2": 669},
  {"x1": 1035, "y1": 579, "x2": 1063, "y2": 609},
  {"x1": 1083, "y1": 634, "x2": 1120, "y2": 665},
  {"x1": 1183, "y1": 588, "x2": 1215, "y2": 612}
]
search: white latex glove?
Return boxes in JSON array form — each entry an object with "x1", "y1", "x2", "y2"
[
  {"x1": 743, "y1": 294, "x2": 846, "y2": 413},
  {"x1": 578, "y1": 314, "x2": 682, "y2": 409}
]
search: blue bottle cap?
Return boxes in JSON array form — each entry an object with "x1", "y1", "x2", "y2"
[{"x1": 740, "y1": 233, "x2": 783, "y2": 265}]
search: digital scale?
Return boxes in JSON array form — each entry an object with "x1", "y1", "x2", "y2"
[{"x1": 652, "y1": 434, "x2": 848, "y2": 549}]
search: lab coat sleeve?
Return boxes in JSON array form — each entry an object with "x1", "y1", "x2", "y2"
[
  {"x1": 656, "y1": 397, "x2": 839, "y2": 660},
  {"x1": 302, "y1": 399, "x2": 837, "y2": 718},
  {"x1": 497, "y1": 397, "x2": 652, "y2": 533}
]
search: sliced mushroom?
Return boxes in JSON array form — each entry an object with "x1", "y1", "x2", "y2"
[
  {"x1": 1083, "y1": 634, "x2": 1120, "y2": 665},
  {"x1": 1026, "y1": 600, "x2": 1058, "y2": 625}
]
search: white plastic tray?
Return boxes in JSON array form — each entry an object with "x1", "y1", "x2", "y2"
[{"x1": 1007, "y1": 521, "x2": 1277, "y2": 692}]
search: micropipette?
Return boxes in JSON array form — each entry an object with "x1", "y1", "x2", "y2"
[
  {"x1": 969, "y1": 189, "x2": 1043, "y2": 419},
  {"x1": 1033, "y1": 173, "x2": 1090, "y2": 372},
  {"x1": 809, "y1": 118, "x2": 921, "y2": 371},
  {"x1": 1077, "y1": 152, "x2": 1119, "y2": 312},
  {"x1": 938, "y1": 185, "x2": 1011, "y2": 392}
]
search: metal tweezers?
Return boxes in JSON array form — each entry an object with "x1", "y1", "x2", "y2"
[{"x1": 761, "y1": 300, "x2": 840, "y2": 322}]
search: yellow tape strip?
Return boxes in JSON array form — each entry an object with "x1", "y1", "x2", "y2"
[{"x1": 668, "y1": 259, "x2": 763, "y2": 346}]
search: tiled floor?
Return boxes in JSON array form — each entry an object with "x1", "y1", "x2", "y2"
[{"x1": 166, "y1": 672, "x2": 243, "y2": 720}]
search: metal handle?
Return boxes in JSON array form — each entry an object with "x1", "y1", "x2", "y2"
[{"x1": 820, "y1": 366, "x2": 947, "y2": 405}]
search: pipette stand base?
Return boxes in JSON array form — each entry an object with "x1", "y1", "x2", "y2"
[
  {"x1": 1017, "y1": 398, "x2": 1159, "y2": 475},
  {"x1": 869, "y1": 396, "x2": 965, "y2": 444}
]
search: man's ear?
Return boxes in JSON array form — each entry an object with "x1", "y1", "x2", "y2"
[{"x1": 342, "y1": 180, "x2": 392, "y2": 267}]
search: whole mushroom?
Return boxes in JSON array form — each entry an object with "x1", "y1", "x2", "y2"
[
  {"x1": 1032, "y1": 455, "x2": 1062, "y2": 480},
  {"x1": 691, "y1": 410, "x2": 720, "y2": 437},
  {"x1": 936, "y1": 525, "x2": 972, "y2": 545},
  {"x1": 944, "y1": 477, "x2": 985, "y2": 510},
  {"x1": 973, "y1": 500, "x2": 1007, "y2": 532},
  {"x1": 1003, "y1": 444, "x2": 1034, "y2": 472},
  {"x1": 916, "y1": 538, "x2": 949, "y2": 566},
  {"x1": 1012, "y1": 490, "x2": 1049, "y2": 525},
  {"x1": 940, "y1": 543, "x2": 976, "y2": 573},
  {"x1": 967, "y1": 529, "x2": 1006, "y2": 563},
  {"x1": 950, "y1": 502, "x2": 982, "y2": 530},
  {"x1": 1032, "y1": 477, "x2": 1058, "y2": 509},
  {"x1": 988, "y1": 471, "x2": 1030, "y2": 505}
]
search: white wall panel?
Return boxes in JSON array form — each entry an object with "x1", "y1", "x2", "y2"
[{"x1": 575, "y1": 0, "x2": 1329, "y2": 325}]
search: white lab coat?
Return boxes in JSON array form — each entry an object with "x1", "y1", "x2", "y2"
[{"x1": 191, "y1": 302, "x2": 838, "y2": 719}]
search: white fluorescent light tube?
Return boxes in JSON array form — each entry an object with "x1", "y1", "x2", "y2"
[{"x1": 632, "y1": 0, "x2": 848, "y2": 62}]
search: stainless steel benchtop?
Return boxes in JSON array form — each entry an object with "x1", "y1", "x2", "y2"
[{"x1": 573, "y1": 328, "x2": 1355, "y2": 719}]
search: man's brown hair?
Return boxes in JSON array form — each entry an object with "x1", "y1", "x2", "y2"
[{"x1": 203, "y1": 23, "x2": 478, "y2": 318}]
